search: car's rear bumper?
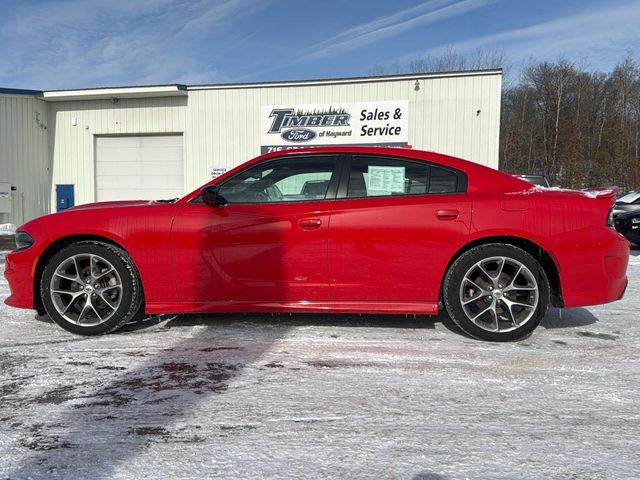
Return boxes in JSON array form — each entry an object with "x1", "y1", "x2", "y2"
[
  {"x1": 558, "y1": 227, "x2": 629, "y2": 308},
  {"x1": 617, "y1": 278, "x2": 628, "y2": 301},
  {"x1": 3, "y1": 249, "x2": 36, "y2": 309}
]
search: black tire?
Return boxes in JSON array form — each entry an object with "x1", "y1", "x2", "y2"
[
  {"x1": 40, "y1": 241, "x2": 143, "y2": 335},
  {"x1": 443, "y1": 243, "x2": 549, "y2": 342}
]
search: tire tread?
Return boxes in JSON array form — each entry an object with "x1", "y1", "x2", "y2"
[
  {"x1": 443, "y1": 243, "x2": 549, "y2": 342},
  {"x1": 40, "y1": 241, "x2": 143, "y2": 335}
]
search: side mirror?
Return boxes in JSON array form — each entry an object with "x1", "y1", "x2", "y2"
[{"x1": 201, "y1": 185, "x2": 226, "y2": 207}]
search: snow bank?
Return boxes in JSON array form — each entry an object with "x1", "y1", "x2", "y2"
[
  {"x1": 506, "y1": 185, "x2": 618, "y2": 199},
  {"x1": 0, "y1": 223, "x2": 16, "y2": 235}
]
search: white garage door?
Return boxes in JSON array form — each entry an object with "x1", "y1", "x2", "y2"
[{"x1": 96, "y1": 135, "x2": 183, "y2": 201}]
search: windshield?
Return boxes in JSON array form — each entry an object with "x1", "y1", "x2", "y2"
[{"x1": 617, "y1": 191, "x2": 640, "y2": 204}]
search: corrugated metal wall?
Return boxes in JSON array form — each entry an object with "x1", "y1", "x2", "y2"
[
  {"x1": 47, "y1": 96, "x2": 187, "y2": 208},
  {"x1": 0, "y1": 94, "x2": 50, "y2": 225},
  {"x1": 184, "y1": 72, "x2": 501, "y2": 189},
  {"x1": 40, "y1": 71, "x2": 501, "y2": 213}
]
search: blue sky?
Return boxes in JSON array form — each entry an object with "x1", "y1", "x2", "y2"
[{"x1": 1, "y1": 0, "x2": 639, "y2": 90}]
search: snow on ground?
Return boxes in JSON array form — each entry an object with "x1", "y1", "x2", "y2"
[
  {"x1": 0, "y1": 243, "x2": 639, "y2": 480},
  {"x1": 0, "y1": 224, "x2": 16, "y2": 236}
]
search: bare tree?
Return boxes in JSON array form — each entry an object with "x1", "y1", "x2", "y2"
[
  {"x1": 408, "y1": 46, "x2": 504, "y2": 73},
  {"x1": 370, "y1": 49, "x2": 640, "y2": 189},
  {"x1": 502, "y1": 55, "x2": 640, "y2": 189}
]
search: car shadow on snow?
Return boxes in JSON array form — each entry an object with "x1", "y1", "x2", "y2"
[
  {"x1": 124, "y1": 308, "x2": 599, "y2": 339},
  {"x1": 120, "y1": 311, "x2": 439, "y2": 333},
  {"x1": 8, "y1": 312, "x2": 437, "y2": 478},
  {"x1": 412, "y1": 472, "x2": 450, "y2": 480},
  {"x1": 541, "y1": 307, "x2": 599, "y2": 329},
  {"x1": 435, "y1": 307, "x2": 601, "y2": 339}
]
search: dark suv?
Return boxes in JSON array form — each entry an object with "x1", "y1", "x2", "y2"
[
  {"x1": 612, "y1": 190, "x2": 640, "y2": 219},
  {"x1": 614, "y1": 209, "x2": 640, "y2": 246}
]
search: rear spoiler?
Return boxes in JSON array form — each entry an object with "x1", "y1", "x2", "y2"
[{"x1": 580, "y1": 186, "x2": 619, "y2": 200}]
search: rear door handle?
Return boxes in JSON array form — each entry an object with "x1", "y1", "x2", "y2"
[
  {"x1": 298, "y1": 218, "x2": 322, "y2": 229},
  {"x1": 435, "y1": 209, "x2": 459, "y2": 220}
]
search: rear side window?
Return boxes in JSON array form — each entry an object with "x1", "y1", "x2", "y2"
[
  {"x1": 429, "y1": 166, "x2": 459, "y2": 193},
  {"x1": 347, "y1": 155, "x2": 463, "y2": 198}
]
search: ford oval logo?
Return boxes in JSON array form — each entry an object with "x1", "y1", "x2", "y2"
[{"x1": 281, "y1": 128, "x2": 317, "y2": 143}]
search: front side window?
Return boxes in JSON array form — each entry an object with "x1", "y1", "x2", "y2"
[
  {"x1": 218, "y1": 155, "x2": 338, "y2": 204},
  {"x1": 347, "y1": 156, "x2": 462, "y2": 198}
]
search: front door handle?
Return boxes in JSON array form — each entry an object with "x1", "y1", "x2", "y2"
[
  {"x1": 298, "y1": 218, "x2": 322, "y2": 229},
  {"x1": 435, "y1": 209, "x2": 459, "y2": 220}
]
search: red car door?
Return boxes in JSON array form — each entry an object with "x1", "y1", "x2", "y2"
[
  {"x1": 171, "y1": 154, "x2": 341, "y2": 303},
  {"x1": 328, "y1": 154, "x2": 471, "y2": 304}
]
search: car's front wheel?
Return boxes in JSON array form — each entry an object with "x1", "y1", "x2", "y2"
[
  {"x1": 41, "y1": 241, "x2": 143, "y2": 335},
  {"x1": 443, "y1": 243, "x2": 549, "y2": 341}
]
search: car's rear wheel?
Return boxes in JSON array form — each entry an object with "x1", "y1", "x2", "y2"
[
  {"x1": 443, "y1": 244, "x2": 549, "y2": 341},
  {"x1": 41, "y1": 241, "x2": 143, "y2": 335}
]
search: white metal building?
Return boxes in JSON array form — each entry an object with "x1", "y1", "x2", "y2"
[{"x1": 0, "y1": 69, "x2": 501, "y2": 225}]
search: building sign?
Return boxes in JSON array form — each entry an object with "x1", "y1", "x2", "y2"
[
  {"x1": 210, "y1": 166, "x2": 227, "y2": 179},
  {"x1": 260, "y1": 100, "x2": 408, "y2": 154}
]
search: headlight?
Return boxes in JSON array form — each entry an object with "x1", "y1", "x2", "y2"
[
  {"x1": 15, "y1": 231, "x2": 34, "y2": 250},
  {"x1": 632, "y1": 218, "x2": 640, "y2": 224}
]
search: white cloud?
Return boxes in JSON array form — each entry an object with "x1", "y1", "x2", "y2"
[
  {"x1": 396, "y1": 0, "x2": 640, "y2": 71},
  {"x1": 178, "y1": 0, "x2": 265, "y2": 36},
  {"x1": 238, "y1": 0, "x2": 498, "y2": 81},
  {"x1": 0, "y1": 0, "x2": 262, "y2": 89},
  {"x1": 304, "y1": 0, "x2": 498, "y2": 60}
]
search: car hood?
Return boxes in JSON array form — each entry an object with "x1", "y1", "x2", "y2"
[
  {"x1": 17, "y1": 198, "x2": 179, "y2": 234},
  {"x1": 66, "y1": 199, "x2": 177, "y2": 211}
]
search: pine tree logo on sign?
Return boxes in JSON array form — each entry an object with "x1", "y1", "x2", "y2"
[{"x1": 268, "y1": 107, "x2": 351, "y2": 135}]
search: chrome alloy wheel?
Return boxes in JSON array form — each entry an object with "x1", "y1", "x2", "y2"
[
  {"x1": 49, "y1": 254, "x2": 123, "y2": 326},
  {"x1": 459, "y1": 256, "x2": 539, "y2": 333}
]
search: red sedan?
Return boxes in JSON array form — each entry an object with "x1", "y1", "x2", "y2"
[{"x1": 4, "y1": 147, "x2": 629, "y2": 341}]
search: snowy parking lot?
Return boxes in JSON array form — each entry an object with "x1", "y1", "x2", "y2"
[{"x1": 0, "y1": 241, "x2": 639, "y2": 479}]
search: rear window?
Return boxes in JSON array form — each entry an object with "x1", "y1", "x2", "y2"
[
  {"x1": 347, "y1": 155, "x2": 464, "y2": 198},
  {"x1": 429, "y1": 166, "x2": 459, "y2": 193}
]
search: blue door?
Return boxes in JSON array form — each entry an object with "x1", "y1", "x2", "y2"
[{"x1": 56, "y1": 184, "x2": 74, "y2": 212}]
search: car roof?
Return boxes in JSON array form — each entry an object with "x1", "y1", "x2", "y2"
[
  {"x1": 257, "y1": 146, "x2": 498, "y2": 175},
  {"x1": 179, "y1": 146, "x2": 532, "y2": 203}
]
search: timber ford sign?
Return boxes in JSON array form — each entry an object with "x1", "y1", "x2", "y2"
[{"x1": 261, "y1": 100, "x2": 408, "y2": 153}]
